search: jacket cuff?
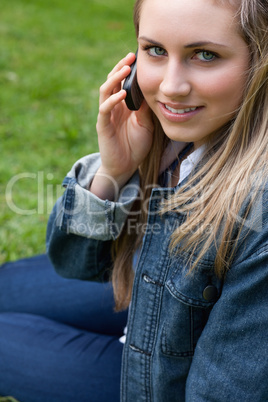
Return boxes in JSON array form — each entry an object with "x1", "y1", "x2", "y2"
[{"x1": 58, "y1": 153, "x2": 140, "y2": 240}]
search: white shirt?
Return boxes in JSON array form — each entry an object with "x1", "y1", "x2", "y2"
[{"x1": 178, "y1": 144, "x2": 206, "y2": 184}]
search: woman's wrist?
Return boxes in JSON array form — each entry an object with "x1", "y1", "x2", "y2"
[{"x1": 89, "y1": 166, "x2": 136, "y2": 201}]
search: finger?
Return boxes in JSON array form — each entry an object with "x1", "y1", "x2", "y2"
[
  {"x1": 99, "y1": 65, "x2": 131, "y2": 106},
  {"x1": 107, "y1": 52, "x2": 136, "y2": 80},
  {"x1": 97, "y1": 89, "x2": 127, "y2": 129},
  {"x1": 100, "y1": 53, "x2": 135, "y2": 104}
]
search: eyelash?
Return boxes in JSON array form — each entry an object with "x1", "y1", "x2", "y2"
[
  {"x1": 194, "y1": 49, "x2": 219, "y2": 61},
  {"x1": 142, "y1": 45, "x2": 219, "y2": 62},
  {"x1": 142, "y1": 45, "x2": 166, "y2": 57}
]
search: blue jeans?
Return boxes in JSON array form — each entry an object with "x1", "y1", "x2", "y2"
[{"x1": 0, "y1": 254, "x2": 127, "y2": 402}]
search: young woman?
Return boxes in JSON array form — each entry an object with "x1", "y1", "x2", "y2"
[{"x1": 1, "y1": 0, "x2": 267, "y2": 401}]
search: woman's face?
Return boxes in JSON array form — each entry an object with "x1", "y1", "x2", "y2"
[{"x1": 137, "y1": 0, "x2": 250, "y2": 147}]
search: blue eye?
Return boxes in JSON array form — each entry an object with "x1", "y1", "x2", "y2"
[
  {"x1": 196, "y1": 50, "x2": 217, "y2": 61},
  {"x1": 148, "y1": 46, "x2": 166, "y2": 57}
]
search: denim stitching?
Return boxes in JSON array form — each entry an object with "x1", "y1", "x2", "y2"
[{"x1": 61, "y1": 177, "x2": 76, "y2": 233}]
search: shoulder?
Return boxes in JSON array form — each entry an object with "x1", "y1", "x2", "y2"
[{"x1": 232, "y1": 179, "x2": 268, "y2": 267}]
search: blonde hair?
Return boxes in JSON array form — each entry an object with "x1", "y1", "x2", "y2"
[{"x1": 112, "y1": 0, "x2": 268, "y2": 311}]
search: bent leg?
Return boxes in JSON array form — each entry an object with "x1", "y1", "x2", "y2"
[
  {"x1": 0, "y1": 312, "x2": 123, "y2": 402},
  {"x1": 0, "y1": 255, "x2": 127, "y2": 335}
]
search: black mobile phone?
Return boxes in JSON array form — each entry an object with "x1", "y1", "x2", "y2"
[{"x1": 123, "y1": 52, "x2": 144, "y2": 110}]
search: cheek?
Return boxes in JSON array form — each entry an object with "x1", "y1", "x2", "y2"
[
  {"x1": 226, "y1": 71, "x2": 248, "y2": 108},
  {"x1": 137, "y1": 65, "x2": 161, "y2": 98},
  {"x1": 199, "y1": 71, "x2": 247, "y2": 109}
]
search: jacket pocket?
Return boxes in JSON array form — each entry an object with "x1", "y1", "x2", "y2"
[{"x1": 161, "y1": 258, "x2": 221, "y2": 357}]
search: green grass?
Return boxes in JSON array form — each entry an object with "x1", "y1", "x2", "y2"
[{"x1": 0, "y1": 0, "x2": 137, "y2": 263}]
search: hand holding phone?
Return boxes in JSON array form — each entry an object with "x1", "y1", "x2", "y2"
[
  {"x1": 123, "y1": 51, "x2": 144, "y2": 110},
  {"x1": 93, "y1": 52, "x2": 153, "y2": 200}
]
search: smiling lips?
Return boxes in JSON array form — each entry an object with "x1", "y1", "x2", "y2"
[
  {"x1": 159, "y1": 102, "x2": 203, "y2": 122},
  {"x1": 165, "y1": 104, "x2": 198, "y2": 114}
]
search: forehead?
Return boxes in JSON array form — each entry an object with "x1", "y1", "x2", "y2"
[{"x1": 139, "y1": 0, "x2": 240, "y2": 44}]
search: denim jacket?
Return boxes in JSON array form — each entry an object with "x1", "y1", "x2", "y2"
[{"x1": 46, "y1": 153, "x2": 268, "y2": 402}]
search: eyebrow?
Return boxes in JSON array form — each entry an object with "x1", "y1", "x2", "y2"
[
  {"x1": 185, "y1": 41, "x2": 228, "y2": 48},
  {"x1": 138, "y1": 36, "x2": 228, "y2": 49}
]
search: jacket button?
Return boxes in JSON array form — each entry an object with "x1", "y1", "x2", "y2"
[{"x1": 203, "y1": 285, "x2": 218, "y2": 302}]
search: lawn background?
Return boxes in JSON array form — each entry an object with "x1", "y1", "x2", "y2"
[{"x1": 1, "y1": 0, "x2": 136, "y2": 263}]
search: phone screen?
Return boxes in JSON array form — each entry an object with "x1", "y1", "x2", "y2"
[{"x1": 123, "y1": 52, "x2": 144, "y2": 110}]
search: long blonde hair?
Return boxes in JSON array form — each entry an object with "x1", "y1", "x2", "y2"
[{"x1": 112, "y1": 0, "x2": 268, "y2": 311}]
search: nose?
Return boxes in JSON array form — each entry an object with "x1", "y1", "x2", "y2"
[{"x1": 159, "y1": 59, "x2": 191, "y2": 98}]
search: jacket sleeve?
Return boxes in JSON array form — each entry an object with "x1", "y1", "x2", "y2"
[
  {"x1": 46, "y1": 152, "x2": 140, "y2": 281},
  {"x1": 185, "y1": 187, "x2": 268, "y2": 401}
]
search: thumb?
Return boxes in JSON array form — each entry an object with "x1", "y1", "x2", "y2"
[{"x1": 135, "y1": 100, "x2": 154, "y2": 133}]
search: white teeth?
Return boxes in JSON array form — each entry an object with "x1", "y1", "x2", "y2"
[{"x1": 165, "y1": 105, "x2": 197, "y2": 114}]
